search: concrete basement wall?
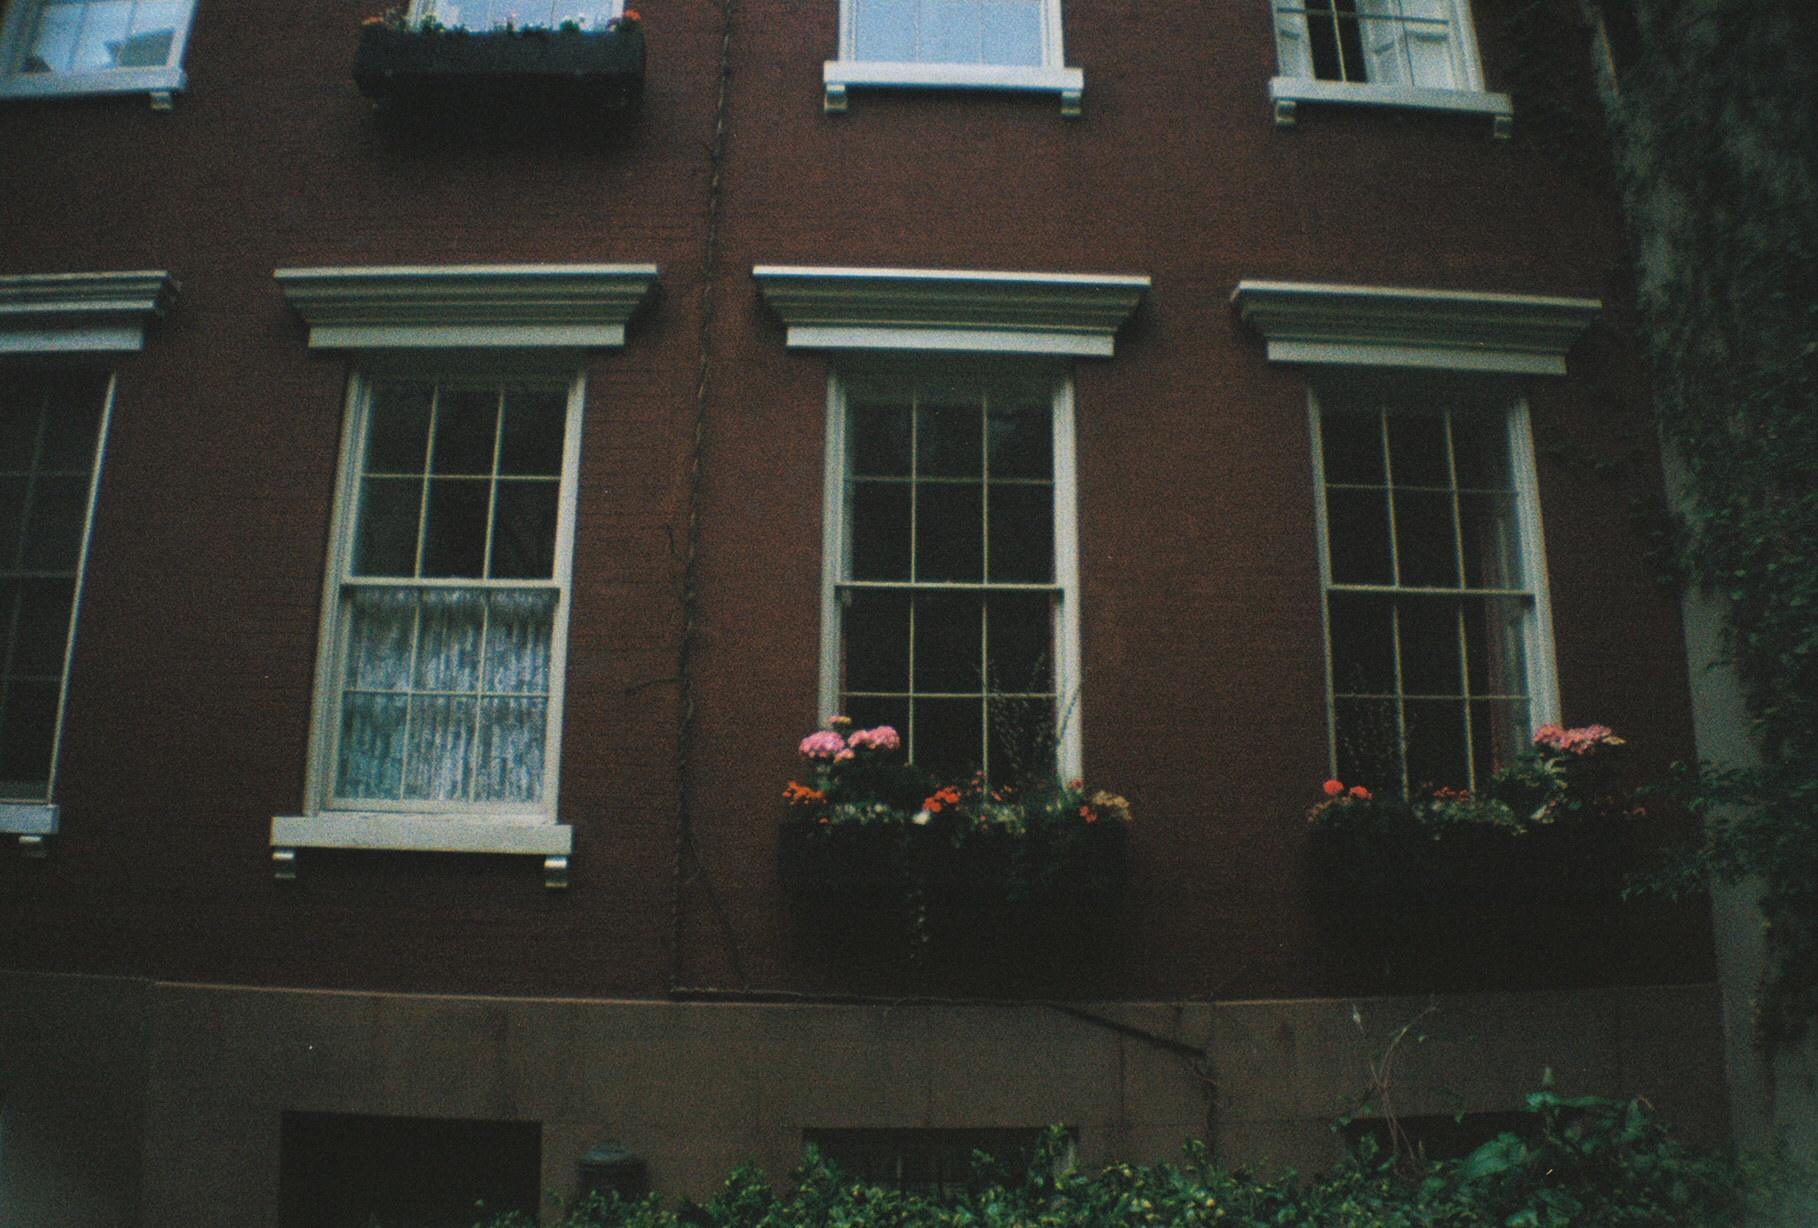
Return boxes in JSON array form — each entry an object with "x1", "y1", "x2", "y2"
[{"x1": 1, "y1": 970, "x2": 1728, "y2": 1227}]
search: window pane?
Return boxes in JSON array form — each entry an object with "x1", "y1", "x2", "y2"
[
  {"x1": 980, "y1": 0, "x2": 1042, "y2": 63},
  {"x1": 1464, "y1": 594, "x2": 1529, "y2": 697},
  {"x1": 851, "y1": 482, "x2": 912, "y2": 581},
  {"x1": 483, "y1": 590, "x2": 554, "y2": 694},
  {"x1": 0, "y1": 391, "x2": 40, "y2": 470},
  {"x1": 844, "y1": 695, "x2": 909, "y2": 744},
  {"x1": 1325, "y1": 486, "x2": 1393, "y2": 584},
  {"x1": 0, "y1": 479, "x2": 26, "y2": 568},
  {"x1": 850, "y1": 398, "x2": 913, "y2": 478},
  {"x1": 985, "y1": 590, "x2": 1052, "y2": 693},
  {"x1": 1385, "y1": 413, "x2": 1449, "y2": 487},
  {"x1": 987, "y1": 693, "x2": 1054, "y2": 783},
  {"x1": 913, "y1": 591, "x2": 983, "y2": 694},
  {"x1": 1327, "y1": 590, "x2": 1395, "y2": 694},
  {"x1": 403, "y1": 695, "x2": 476, "y2": 800},
  {"x1": 489, "y1": 480, "x2": 559, "y2": 580},
  {"x1": 912, "y1": 696, "x2": 984, "y2": 781},
  {"x1": 413, "y1": 590, "x2": 483, "y2": 694},
  {"x1": 421, "y1": 478, "x2": 490, "y2": 578},
  {"x1": 0, "y1": 679, "x2": 59, "y2": 792},
  {"x1": 1459, "y1": 490, "x2": 1519, "y2": 588},
  {"x1": 915, "y1": 482, "x2": 983, "y2": 581},
  {"x1": 344, "y1": 589, "x2": 416, "y2": 692},
  {"x1": 986, "y1": 483, "x2": 1052, "y2": 583},
  {"x1": 1474, "y1": 696, "x2": 1529, "y2": 782},
  {"x1": 71, "y1": 0, "x2": 131, "y2": 71},
  {"x1": 475, "y1": 696, "x2": 546, "y2": 802},
  {"x1": 853, "y1": 0, "x2": 916, "y2": 60},
  {"x1": 9, "y1": 579, "x2": 77, "y2": 677},
  {"x1": 842, "y1": 589, "x2": 910, "y2": 694},
  {"x1": 497, "y1": 387, "x2": 566, "y2": 477},
  {"x1": 1395, "y1": 597, "x2": 1463, "y2": 698},
  {"x1": 25, "y1": 3, "x2": 81, "y2": 73},
  {"x1": 1334, "y1": 695, "x2": 1402, "y2": 794},
  {"x1": 353, "y1": 478, "x2": 423, "y2": 577},
  {"x1": 918, "y1": 0, "x2": 982, "y2": 63},
  {"x1": 917, "y1": 397, "x2": 982, "y2": 479},
  {"x1": 986, "y1": 393, "x2": 1051, "y2": 479},
  {"x1": 337, "y1": 692, "x2": 407, "y2": 799},
  {"x1": 431, "y1": 387, "x2": 499, "y2": 476},
  {"x1": 1392, "y1": 487, "x2": 1458, "y2": 586},
  {"x1": 1320, "y1": 410, "x2": 1385, "y2": 485},
  {"x1": 39, "y1": 376, "x2": 106, "y2": 469},
  {"x1": 115, "y1": 26, "x2": 173, "y2": 66},
  {"x1": 365, "y1": 384, "x2": 433, "y2": 474},
  {"x1": 1403, "y1": 697, "x2": 1469, "y2": 792},
  {"x1": 21, "y1": 475, "x2": 90, "y2": 571}
]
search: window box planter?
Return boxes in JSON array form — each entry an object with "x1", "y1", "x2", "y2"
[{"x1": 353, "y1": 25, "x2": 645, "y2": 114}]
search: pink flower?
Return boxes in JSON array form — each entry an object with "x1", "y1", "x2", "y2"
[
  {"x1": 846, "y1": 725, "x2": 900, "y2": 751},
  {"x1": 834, "y1": 748, "x2": 855, "y2": 761},
  {"x1": 1323, "y1": 779, "x2": 1345, "y2": 797},
  {"x1": 799, "y1": 730, "x2": 847, "y2": 760},
  {"x1": 1348, "y1": 786, "x2": 1371, "y2": 800}
]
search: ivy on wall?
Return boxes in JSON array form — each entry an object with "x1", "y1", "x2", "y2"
[{"x1": 1566, "y1": 0, "x2": 1818, "y2": 1045}]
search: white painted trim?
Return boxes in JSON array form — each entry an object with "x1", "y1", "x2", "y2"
[
  {"x1": 1233, "y1": 280, "x2": 1599, "y2": 377},
  {"x1": 0, "y1": 270, "x2": 179, "y2": 354},
  {"x1": 823, "y1": 61, "x2": 1082, "y2": 93},
  {"x1": 274, "y1": 265, "x2": 659, "y2": 351},
  {"x1": 1266, "y1": 340, "x2": 1564, "y2": 376},
  {"x1": 787, "y1": 326, "x2": 1111, "y2": 357},
  {"x1": 756, "y1": 266, "x2": 1148, "y2": 359},
  {"x1": 0, "y1": 65, "x2": 184, "y2": 97},
  {"x1": 1508, "y1": 398, "x2": 1560, "y2": 727},
  {"x1": 1051, "y1": 374, "x2": 1082, "y2": 782},
  {"x1": 817, "y1": 376, "x2": 848, "y2": 724},
  {"x1": 307, "y1": 324, "x2": 627, "y2": 350},
  {"x1": 0, "y1": 802, "x2": 57, "y2": 835},
  {"x1": 1268, "y1": 76, "x2": 1510, "y2": 117},
  {"x1": 270, "y1": 815, "x2": 573, "y2": 855},
  {"x1": 1307, "y1": 396, "x2": 1340, "y2": 779}
]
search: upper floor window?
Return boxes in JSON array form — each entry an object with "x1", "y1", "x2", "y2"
[
  {"x1": 825, "y1": 0, "x2": 1082, "y2": 115},
  {"x1": 1268, "y1": 0, "x2": 1512, "y2": 134},
  {"x1": 0, "y1": 0, "x2": 196, "y2": 101}
]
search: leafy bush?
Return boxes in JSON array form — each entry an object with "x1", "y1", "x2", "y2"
[{"x1": 475, "y1": 1090, "x2": 1809, "y2": 1228}]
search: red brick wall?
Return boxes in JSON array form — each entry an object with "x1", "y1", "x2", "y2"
[{"x1": 0, "y1": 0, "x2": 1709, "y2": 999}]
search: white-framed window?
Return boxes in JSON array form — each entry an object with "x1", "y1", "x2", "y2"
[
  {"x1": 0, "y1": 367, "x2": 110, "y2": 810},
  {"x1": 1268, "y1": 0, "x2": 1511, "y2": 132},
  {"x1": 824, "y1": 0, "x2": 1082, "y2": 115},
  {"x1": 1310, "y1": 383, "x2": 1557, "y2": 796},
  {"x1": 0, "y1": 0, "x2": 196, "y2": 101},
  {"x1": 407, "y1": 0, "x2": 621, "y2": 29},
  {"x1": 820, "y1": 359, "x2": 1081, "y2": 785},
  {"x1": 304, "y1": 367, "x2": 582, "y2": 825}
]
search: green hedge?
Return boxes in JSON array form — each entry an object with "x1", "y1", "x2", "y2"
[{"x1": 479, "y1": 1088, "x2": 1808, "y2": 1228}]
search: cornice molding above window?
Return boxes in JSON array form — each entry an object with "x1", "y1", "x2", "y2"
[
  {"x1": 0, "y1": 270, "x2": 179, "y2": 353},
  {"x1": 274, "y1": 263, "x2": 660, "y2": 349},
  {"x1": 1231, "y1": 280, "x2": 1601, "y2": 376},
  {"x1": 753, "y1": 266, "x2": 1150, "y2": 358}
]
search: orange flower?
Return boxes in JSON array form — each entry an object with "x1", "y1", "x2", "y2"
[
  {"x1": 1348, "y1": 785, "x2": 1371, "y2": 801},
  {"x1": 783, "y1": 781, "x2": 825, "y2": 806},
  {"x1": 1323, "y1": 779, "x2": 1345, "y2": 797}
]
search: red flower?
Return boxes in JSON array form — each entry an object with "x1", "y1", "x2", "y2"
[
  {"x1": 1323, "y1": 779, "x2": 1345, "y2": 797},
  {"x1": 1348, "y1": 786, "x2": 1371, "y2": 800}
]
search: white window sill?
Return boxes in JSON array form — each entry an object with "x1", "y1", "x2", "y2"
[
  {"x1": 823, "y1": 61, "x2": 1083, "y2": 115},
  {"x1": 270, "y1": 815, "x2": 573, "y2": 887},
  {"x1": 0, "y1": 66, "x2": 185, "y2": 101},
  {"x1": 1269, "y1": 76, "x2": 1512, "y2": 136},
  {"x1": 0, "y1": 802, "x2": 57, "y2": 835}
]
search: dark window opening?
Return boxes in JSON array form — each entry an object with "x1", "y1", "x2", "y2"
[
  {"x1": 1304, "y1": 0, "x2": 1368, "y2": 82},
  {"x1": 279, "y1": 1111, "x2": 541, "y2": 1228},
  {"x1": 802, "y1": 1127, "x2": 1058, "y2": 1198}
]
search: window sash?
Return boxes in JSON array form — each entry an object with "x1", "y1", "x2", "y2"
[
  {"x1": 820, "y1": 368, "x2": 1081, "y2": 785},
  {"x1": 1272, "y1": 0, "x2": 1481, "y2": 92},
  {"x1": 0, "y1": 369, "x2": 111, "y2": 802},
  {"x1": 0, "y1": 0, "x2": 194, "y2": 93},
  {"x1": 839, "y1": 0, "x2": 1065, "y2": 70},
  {"x1": 308, "y1": 372, "x2": 582, "y2": 821},
  {"x1": 1311, "y1": 395, "x2": 1556, "y2": 796}
]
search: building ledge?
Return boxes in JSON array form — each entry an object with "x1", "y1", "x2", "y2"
[
  {"x1": 1269, "y1": 76, "x2": 1513, "y2": 136},
  {"x1": 274, "y1": 264, "x2": 659, "y2": 349},
  {"x1": 0, "y1": 269, "x2": 179, "y2": 352},
  {"x1": 1231, "y1": 280, "x2": 1600, "y2": 375},
  {"x1": 823, "y1": 60, "x2": 1083, "y2": 114},
  {"x1": 270, "y1": 814, "x2": 573, "y2": 887}
]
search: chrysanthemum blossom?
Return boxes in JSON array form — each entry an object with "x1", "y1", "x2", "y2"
[{"x1": 799, "y1": 730, "x2": 847, "y2": 760}]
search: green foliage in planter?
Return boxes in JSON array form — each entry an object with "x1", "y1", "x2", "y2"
[
  {"x1": 780, "y1": 719, "x2": 1130, "y2": 940},
  {"x1": 470, "y1": 1089, "x2": 1807, "y2": 1228},
  {"x1": 1565, "y1": 0, "x2": 1818, "y2": 1046},
  {"x1": 1308, "y1": 727, "x2": 1637, "y2": 907}
]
